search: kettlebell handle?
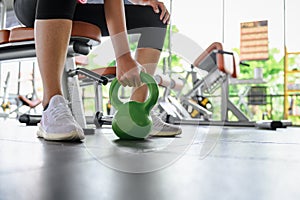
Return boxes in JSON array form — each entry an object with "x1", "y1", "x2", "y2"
[{"x1": 109, "y1": 72, "x2": 159, "y2": 113}]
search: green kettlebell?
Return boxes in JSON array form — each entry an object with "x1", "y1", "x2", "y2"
[{"x1": 109, "y1": 72, "x2": 159, "y2": 140}]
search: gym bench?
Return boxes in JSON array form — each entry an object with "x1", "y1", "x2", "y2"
[{"x1": 0, "y1": 21, "x2": 116, "y2": 130}]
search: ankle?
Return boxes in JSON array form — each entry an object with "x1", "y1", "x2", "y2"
[
  {"x1": 43, "y1": 103, "x2": 49, "y2": 111},
  {"x1": 130, "y1": 85, "x2": 148, "y2": 102},
  {"x1": 42, "y1": 93, "x2": 63, "y2": 108}
]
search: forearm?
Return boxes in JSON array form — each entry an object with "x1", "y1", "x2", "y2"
[{"x1": 104, "y1": 0, "x2": 130, "y2": 59}]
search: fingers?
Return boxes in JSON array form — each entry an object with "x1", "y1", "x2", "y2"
[
  {"x1": 152, "y1": 4, "x2": 160, "y2": 14},
  {"x1": 119, "y1": 76, "x2": 130, "y2": 87},
  {"x1": 150, "y1": 1, "x2": 170, "y2": 24},
  {"x1": 118, "y1": 69, "x2": 142, "y2": 87},
  {"x1": 157, "y1": 2, "x2": 170, "y2": 24},
  {"x1": 132, "y1": 75, "x2": 142, "y2": 87},
  {"x1": 116, "y1": 54, "x2": 144, "y2": 87},
  {"x1": 133, "y1": 76, "x2": 141, "y2": 88}
]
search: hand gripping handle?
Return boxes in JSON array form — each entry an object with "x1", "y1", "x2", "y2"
[{"x1": 109, "y1": 72, "x2": 159, "y2": 113}]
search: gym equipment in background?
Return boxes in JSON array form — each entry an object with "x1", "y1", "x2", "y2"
[
  {"x1": 184, "y1": 95, "x2": 213, "y2": 118},
  {"x1": 256, "y1": 120, "x2": 293, "y2": 130},
  {"x1": 18, "y1": 113, "x2": 41, "y2": 126},
  {"x1": 0, "y1": 72, "x2": 10, "y2": 118},
  {"x1": 155, "y1": 42, "x2": 292, "y2": 129},
  {"x1": 11, "y1": 95, "x2": 41, "y2": 115},
  {"x1": 10, "y1": 62, "x2": 42, "y2": 117},
  {"x1": 77, "y1": 66, "x2": 116, "y2": 126},
  {"x1": 93, "y1": 111, "x2": 112, "y2": 128},
  {"x1": 109, "y1": 72, "x2": 159, "y2": 140},
  {"x1": 158, "y1": 42, "x2": 245, "y2": 125}
]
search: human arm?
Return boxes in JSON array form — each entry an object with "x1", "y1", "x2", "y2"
[{"x1": 104, "y1": 0, "x2": 142, "y2": 87}]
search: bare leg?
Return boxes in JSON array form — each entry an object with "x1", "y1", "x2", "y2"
[
  {"x1": 34, "y1": 19, "x2": 72, "y2": 107},
  {"x1": 34, "y1": 19, "x2": 85, "y2": 141},
  {"x1": 130, "y1": 48, "x2": 161, "y2": 102}
]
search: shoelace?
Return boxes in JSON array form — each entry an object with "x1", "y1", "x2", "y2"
[
  {"x1": 151, "y1": 113, "x2": 168, "y2": 128},
  {"x1": 49, "y1": 102, "x2": 74, "y2": 122}
]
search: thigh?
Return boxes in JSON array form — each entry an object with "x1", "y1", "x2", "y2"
[
  {"x1": 73, "y1": 4, "x2": 109, "y2": 36},
  {"x1": 125, "y1": 5, "x2": 167, "y2": 50},
  {"x1": 73, "y1": 4, "x2": 167, "y2": 36},
  {"x1": 14, "y1": 0, "x2": 78, "y2": 27},
  {"x1": 124, "y1": 5, "x2": 166, "y2": 30},
  {"x1": 35, "y1": 0, "x2": 77, "y2": 20}
]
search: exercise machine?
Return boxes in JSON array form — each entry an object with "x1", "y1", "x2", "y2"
[
  {"x1": 0, "y1": 71, "x2": 10, "y2": 118},
  {"x1": 158, "y1": 42, "x2": 247, "y2": 125},
  {"x1": 11, "y1": 61, "x2": 42, "y2": 116},
  {"x1": 156, "y1": 42, "x2": 292, "y2": 129}
]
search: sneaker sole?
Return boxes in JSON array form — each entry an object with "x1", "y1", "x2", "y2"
[
  {"x1": 37, "y1": 125, "x2": 85, "y2": 141},
  {"x1": 150, "y1": 129, "x2": 182, "y2": 137}
]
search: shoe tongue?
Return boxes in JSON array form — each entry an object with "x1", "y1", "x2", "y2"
[{"x1": 49, "y1": 95, "x2": 66, "y2": 107}]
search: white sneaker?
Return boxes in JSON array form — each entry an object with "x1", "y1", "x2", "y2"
[
  {"x1": 37, "y1": 95, "x2": 85, "y2": 141},
  {"x1": 150, "y1": 112, "x2": 182, "y2": 137}
]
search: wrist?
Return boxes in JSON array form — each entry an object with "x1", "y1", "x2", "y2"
[{"x1": 116, "y1": 52, "x2": 133, "y2": 62}]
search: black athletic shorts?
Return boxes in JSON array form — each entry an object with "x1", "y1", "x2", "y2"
[{"x1": 13, "y1": 0, "x2": 167, "y2": 50}]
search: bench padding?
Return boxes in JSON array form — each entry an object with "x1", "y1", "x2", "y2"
[
  {"x1": 8, "y1": 21, "x2": 101, "y2": 44},
  {"x1": 0, "y1": 30, "x2": 9, "y2": 44},
  {"x1": 0, "y1": 21, "x2": 102, "y2": 61},
  {"x1": 193, "y1": 42, "x2": 239, "y2": 78}
]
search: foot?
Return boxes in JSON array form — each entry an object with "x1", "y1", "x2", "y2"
[
  {"x1": 150, "y1": 112, "x2": 182, "y2": 137},
  {"x1": 37, "y1": 95, "x2": 85, "y2": 141}
]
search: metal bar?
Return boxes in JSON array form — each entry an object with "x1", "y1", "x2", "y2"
[
  {"x1": 0, "y1": 0, "x2": 6, "y2": 29},
  {"x1": 222, "y1": 0, "x2": 225, "y2": 43},
  {"x1": 170, "y1": 118, "x2": 256, "y2": 127},
  {"x1": 73, "y1": 67, "x2": 108, "y2": 85},
  {"x1": 62, "y1": 57, "x2": 87, "y2": 129}
]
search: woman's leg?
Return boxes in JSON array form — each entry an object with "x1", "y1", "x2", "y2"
[
  {"x1": 124, "y1": 5, "x2": 167, "y2": 102},
  {"x1": 14, "y1": 0, "x2": 85, "y2": 141},
  {"x1": 14, "y1": 0, "x2": 78, "y2": 107},
  {"x1": 130, "y1": 48, "x2": 161, "y2": 102},
  {"x1": 123, "y1": 5, "x2": 181, "y2": 136},
  {"x1": 35, "y1": 19, "x2": 72, "y2": 107},
  {"x1": 35, "y1": 0, "x2": 77, "y2": 107}
]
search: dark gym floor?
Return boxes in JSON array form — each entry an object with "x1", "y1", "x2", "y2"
[{"x1": 1, "y1": 119, "x2": 300, "y2": 200}]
